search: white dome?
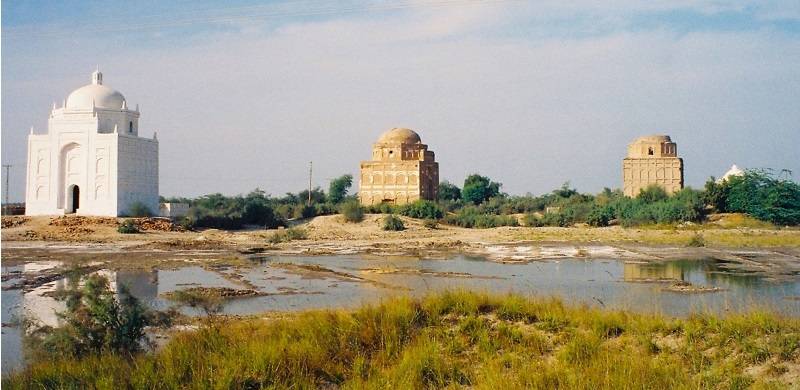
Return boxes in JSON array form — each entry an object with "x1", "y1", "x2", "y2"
[
  {"x1": 65, "y1": 71, "x2": 126, "y2": 110},
  {"x1": 718, "y1": 164, "x2": 745, "y2": 183}
]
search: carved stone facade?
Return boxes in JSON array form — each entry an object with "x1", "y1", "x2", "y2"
[
  {"x1": 359, "y1": 128, "x2": 438, "y2": 206},
  {"x1": 622, "y1": 135, "x2": 683, "y2": 197}
]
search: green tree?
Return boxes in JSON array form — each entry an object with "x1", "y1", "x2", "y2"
[
  {"x1": 462, "y1": 174, "x2": 501, "y2": 205},
  {"x1": 726, "y1": 170, "x2": 800, "y2": 225},
  {"x1": 328, "y1": 174, "x2": 354, "y2": 204},
  {"x1": 242, "y1": 189, "x2": 280, "y2": 227},
  {"x1": 703, "y1": 178, "x2": 729, "y2": 212},
  {"x1": 437, "y1": 181, "x2": 462, "y2": 201}
]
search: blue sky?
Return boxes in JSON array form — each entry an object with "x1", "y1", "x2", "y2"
[{"x1": 3, "y1": 1, "x2": 799, "y2": 201}]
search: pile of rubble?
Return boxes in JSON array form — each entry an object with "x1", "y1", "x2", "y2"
[
  {"x1": 49, "y1": 216, "x2": 119, "y2": 227},
  {"x1": 133, "y1": 217, "x2": 182, "y2": 232},
  {"x1": 1, "y1": 216, "x2": 29, "y2": 229}
]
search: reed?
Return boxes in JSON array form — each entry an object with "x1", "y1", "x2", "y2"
[{"x1": 6, "y1": 291, "x2": 799, "y2": 389}]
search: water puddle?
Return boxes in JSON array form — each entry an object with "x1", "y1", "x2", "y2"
[{"x1": 2, "y1": 253, "x2": 799, "y2": 374}]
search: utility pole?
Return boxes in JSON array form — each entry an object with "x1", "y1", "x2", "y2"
[
  {"x1": 307, "y1": 161, "x2": 313, "y2": 206},
  {"x1": 2, "y1": 164, "x2": 11, "y2": 216}
]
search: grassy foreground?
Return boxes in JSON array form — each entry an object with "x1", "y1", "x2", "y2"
[{"x1": 6, "y1": 291, "x2": 800, "y2": 389}]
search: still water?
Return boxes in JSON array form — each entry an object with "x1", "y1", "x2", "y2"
[{"x1": 3, "y1": 254, "x2": 799, "y2": 373}]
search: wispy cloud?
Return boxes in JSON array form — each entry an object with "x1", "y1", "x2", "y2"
[{"x1": 2, "y1": 1, "x2": 798, "y2": 200}]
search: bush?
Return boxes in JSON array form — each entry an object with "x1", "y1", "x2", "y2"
[
  {"x1": 383, "y1": 215, "x2": 405, "y2": 231},
  {"x1": 400, "y1": 200, "x2": 444, "y2": 220},
  {"x1": 126, "y1": 202, "x2": 152, "y2": 217},
  {"x1": 295, "y1": 205, "x2": 317, "y2": 219},
  {"x1": 365, "y1": 202, "x2": 400, "y2": 214},
  {"x1": 28, "y1": 273, "x2": 155, "y2": 360},
  {"x1": 117, "y1": 220, "x2": 139, "y2": 234},
  {"x1": 637, "y1": 185, "x2": 669, "y2": 203},
  {"x1": 190, "y1": 213, "x2": 244, "y2": 229},
  {"x1": 540, "y1": 212, "x2": 571, "y2": 227},
  {"x1": 314, "y1": 202, "x2": 337, "y2": 216},
  {"x1": 687, "y1": 233, "x2": 705, "y2": 247},
  {"x1": 340, "y1": 200, "x2": 365, "y2": 223},
  {"x1": 268, "y1": 228, "x2": 308, "y2": 243},
  {"x1": 176, "y1": 217, "x2": 195, "y2": 231},
  {"x1": 442, "y1": 207, "x2": 518, "y2": 228},
  {"x1": 523, "y1": 214, "x2": 544, "y2": 227},
  {"x1": 241, "y1": 195, "x2": 281, "y2": 228},
  {"x1": 586, "y1": 206, "x2": 614, "y2": 227}
]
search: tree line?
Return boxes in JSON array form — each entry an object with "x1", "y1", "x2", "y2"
[{"x1": 162, "y1": 169, "x2": 799, "y2": 229}]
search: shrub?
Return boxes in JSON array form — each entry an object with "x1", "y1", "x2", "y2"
[
  {"x1": 586, "y1": 206, "x2": 614, "y2": 227},
  {"x1": 126, "y1": 202, "x2": 152, "y2": 217},
  {"x1": 176, "y1": 217, "x2": 195, "y2": 231},
  {"x1": 268, "y1": 227, "x2": 308, "y2": 243},
  {"x1": 29, "y1": 273, "x2": 154, "y2": 360},
  {"x1": 383, "y1": 215, "x2": 405, "y2": 231},
  {"x1": 168, "y1": 289, "x2": 223, "y2": 318},
  {"x1": 637, "y1": 185, "x2": 669, "y2": 203},
  {"x1": 400, "y1": 200, "x2": 444, "y2": 220},
  {"x1": 365, "y1": 202, "x2": 400, "y2": 214},
  {"x1": 423, "y1": 219, "x2": 438, "y2": 229},
  {"x1": 687, "y1": 233, "x2": 705, "y2": 247},
  {"x1": 540, "y1": 212, "x2": 571, "y2": 227},
  {"x1": 442, "y1": 207, "x2": 519, "y2": 228},
  {"x1": 241, "y1": 196, "x2": 281, "y2": 228},
  {"x1": 340, "y1": 200, "x2": 365, "y2": 223},
  {"x1": 292, "y1": 205, "x2": 317, "y2": 219},
  {"x1": 523, "y1": 214, "x2": 544, "y2": 227},
  {"x1": 117, "y1": 220, "x2": 139, "y2": 234},
  {"x1": 190, "y1": 213, "x2": 243, "y2": 229}
]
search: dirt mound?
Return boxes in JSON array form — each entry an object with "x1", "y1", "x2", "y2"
[
  {"x1": 1, "y1": 216, "x2": 29, "y2": 229},
  {"x1": 49, "y1": 216, "x2": 119, "y2": 227},
  {"x1": 162, "y1": 287, "x2": 264, "y2": 300},
  {"x1": 133, "y1": 217, "x2": 182, "y2": 232}
]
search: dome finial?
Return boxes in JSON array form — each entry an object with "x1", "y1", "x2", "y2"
[{"x1": 92, "y1": 68, "x2": 103, "y2": 85}]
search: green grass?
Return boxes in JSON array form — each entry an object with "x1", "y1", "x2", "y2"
[{"x1": 6, "y1": 291, "x2": 799, "y2": 389}]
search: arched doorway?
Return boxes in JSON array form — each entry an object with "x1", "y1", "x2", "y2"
[{"x1": 66, "y1": 185, "x2": 80, "y2": 214}]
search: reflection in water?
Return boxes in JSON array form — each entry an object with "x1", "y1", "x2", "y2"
[
  {"x1": 2, "y1": 255, "x2": 799, "y2": 375},
  {"x1": 624, "y1": 262, "x2": 684, "y2": 282}
]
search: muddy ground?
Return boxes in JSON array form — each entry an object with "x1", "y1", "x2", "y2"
[{"x1": 2, "y1": 215, "x2": 800, "y2": 283}]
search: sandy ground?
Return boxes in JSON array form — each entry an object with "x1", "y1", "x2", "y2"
[{"x1": 2, "y1": 214, "x2": 800, "y2": 280}]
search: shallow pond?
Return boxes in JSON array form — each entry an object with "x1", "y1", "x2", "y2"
[{"x1": 3, "y1": 254, "x2": 799, "y2": 374}]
